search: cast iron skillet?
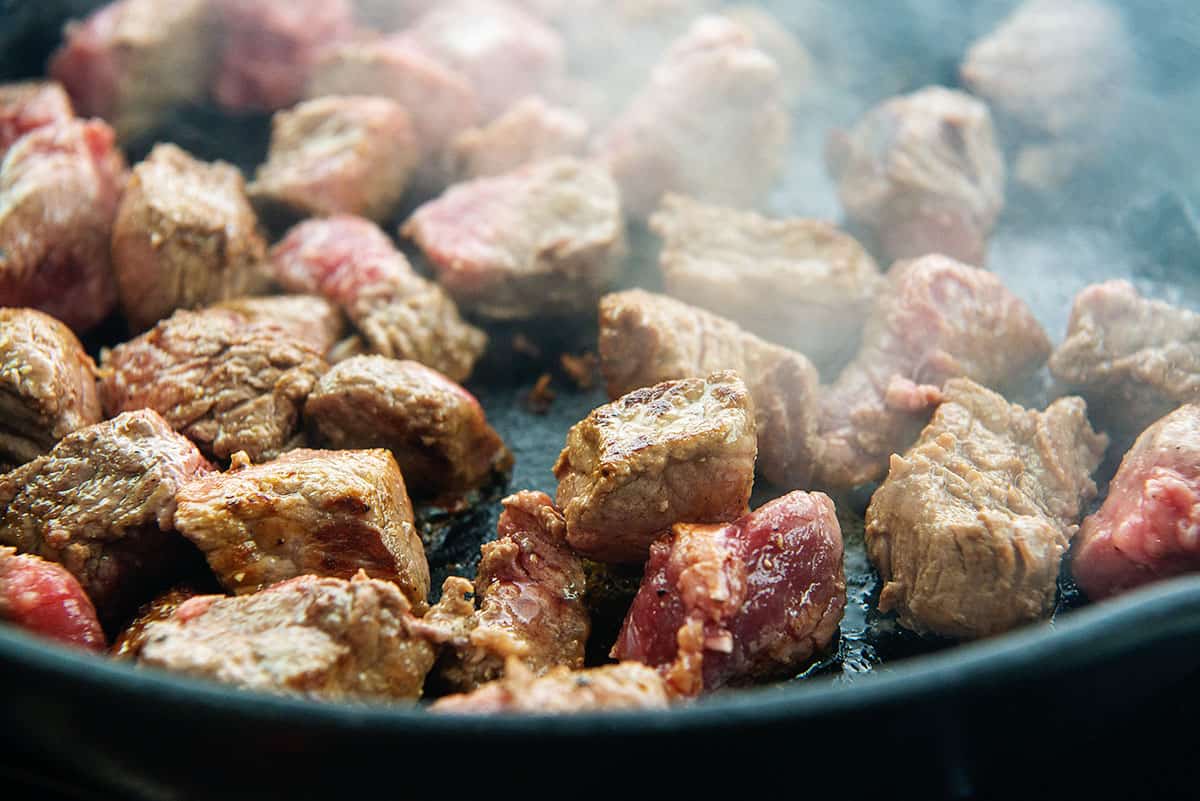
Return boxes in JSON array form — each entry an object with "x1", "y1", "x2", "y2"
[{"x1": 2, "y1": 2, "x2": 1200, "y2": 799}]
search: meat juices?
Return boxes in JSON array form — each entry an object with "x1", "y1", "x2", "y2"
[
  {"x1": 593, "y1": 15, "x2": 790, "y2": 219},
  {"x1": 554, "y1": 371, "x2": 757, "y2": 563},
  {"x1": 0, "y1": 81, "x2": 74, "y2": 157},
  {"x1": 613, "y1": 491, "x2": 846, "y2": 695},
  {"x1": 866, "y1": 379, "x2": 1107, "y2": 639},
  {"x1": 0, "y1": 119, "x2": 126, "y2": 333},
  {"x1": 1049, "y1": 280, "x2": 1200, "y2": 444},
  {"x1": 0, "y1": 547, "x2": 106, "y2": 651},
  {"x1": 826, "y1": 86, "x2": 1005, "y2": 267},
  {"x1": 0, "y1": 308, "x2": 102, "y2": 467},
  {"x1": 432, "y1": 660, "x2": 670, "y2": 714},
  {"x1": 817, "y1": 254, "x2": 1051, "y2": 490},
  {"x1": 598, "y1": 290, "x2": 822, "y2": 489},
  {"x1": 0, "y1": 410, "x2": 213, "y2": 621},
  {"x1": 49, "y1": 0, "x2": 218, "y2": 140},
  {"x1": 305, "y1": 356, "x2": 511, "y2": 498},
  {"x1": 137, "y1": 573, "x2": 436, "y2": 701},
  {"x1": 650, "y1": 194, "x2": 882, "y2": 374},
  {"x1": 174, "y1": 448, "x2": 429, "y2": 609},
  {"x1": 249, "y1": 96, "x2": 419, "y2": 224},
  {"x1": 446, "y1": 96, "x2": 588, "y2": 181},
  {"x1": 1073, "y1": 405, "x2": 1200, "y2": 601},
  {"x1": 99, "y1": 308, "x2": 328, "y2": 464},
  {"x1": 217, "y1": 295, "x2": 346, "y2": 356},
  {"x1": 403, "y1": 157, "x2": 625, "y2": 320}
]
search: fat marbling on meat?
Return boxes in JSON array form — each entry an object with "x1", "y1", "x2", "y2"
[
  {"x1": 0, "y1": 81, "x2": 74, "y2": 157},
  {"x1": 446, "y1": 95, "x2": 588, "y2": 181},
  {"x1": 0, "y1": 546, "x2": 105, "y2": 651},
  {"x1": 432, "y1": 660, "x2": 670, "y2": 714}
]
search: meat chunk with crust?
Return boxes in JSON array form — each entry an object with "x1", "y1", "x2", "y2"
[
  {"x1": 0, "y1": 308, "x2": 102, "y2": 468},
  {"x1": 99, "y1": 308, "x2": 328, "y2": 463},
  {"x1": 112, "y1": 584, "x2": 199, "y2": 658},
  {"x1": 866, "y1": 379, "x2": 1107, "y2": 639},
  {"x1": 305, "y1": 356, "x2": 511, "y2": 498},
  {"x1": 0, "y1": 81, "x2": 74, "y2": 157},
  {"x1": 650, "y1": 194, "x2": 882, "y2": 374},
  {"x1": 432, "y1": 660, "x2": 670, "y2": 714},
  {"x1": 173, "y1": 448, "x2": 429, "y2": 608},
  {"x1": 137, "y1": 573, "x2": 436, "y2": 701},
  {"x1": 826, "y1": 86, "x2": 1005, "y2": 267},
  {"x1": 0, "y1": 119, "x2": 126, "y2": 333},
  {"x1": 554, "y1": 371, "x2": 756, "y2": 563},
  {"x1": 446, "y1": 96, "x2": 588, "y2": 181},
  {"x1": 613, "y1": 490, "x2": 845, "y2": 695},
  {"x1": 599, "y1": 290, "x2": 821, "y2": 489},
  {"x1": 0, "y1": 547, "x2": 105, "y2": 651},
  {"x1": 217, "y1": 295, "x2": 346, "y2": 356},
  {"x1": 1073, "y1": 405, "x2": 1200, "y2": 601},
  {"x1": 817, "y1": 255, "x2": 1051, "y2": 489},
  {"x1": 0, "y1": 410, "x2": 214, "y2": 621},
  {"x1": 403, "y1": 157, "x2": 625, "y2": 320}
]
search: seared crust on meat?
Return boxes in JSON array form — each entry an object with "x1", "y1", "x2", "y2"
[
  {"x1": 431, "y1": 659, "x2": 670, "y2": 714},
  {"x1": 217, "y1": 295, "x2": 346, "y2": 357}
]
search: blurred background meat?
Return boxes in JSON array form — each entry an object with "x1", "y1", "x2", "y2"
[
  {"x1": 0, "y1": 81, "x2": 74, "y2": 156},
  {"x1": 0, "y1": 546, "x2": 105, "y2": 651},
  {"x1": 446, "y1": 95, "x2": 588, "y2": 182}
]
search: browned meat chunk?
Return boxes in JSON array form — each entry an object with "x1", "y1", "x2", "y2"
[
  {"x1": 866, "y1": 379, "x2": 1107, "y2": 639},
  {"x1": 650, "y1": 194, "x2": 882, "y2": 374},
  {"x1": 403, "y1": 157, "x2": 625, "y2": 320},
  {"x1": 0, "y1": 410, "x2": 213, "y2": 620},
  {"x1": 49, "y1": 0, "x2": 218, "y2": 140},
  {"x1": 1073, "y1": 405, "x2": 1200, "y2": 601},
  {"x1": 613, "y1": 490, "x2": 845, "y2": 695},
  {"x1": 827, "y1": 86, "x2": 1005, "y2": 267},
  {"x1": 99, "y1": 308, "x2": 328, "y2": 463},
  {"x1": 593, "y1": 15, "x2": 789, "y2": 219},
  {"x1": 554, "y1": 371, "x2": 756, "y2": 563},
  {"x1": 0, "y1": 81, "x2": 74, "y2": 157},
  {"x1": 817, "y1": 255, "x2": 1051, "y2": 489},
  {"x1": 306, "y1": 356, "x2": 511, "y2": 498},
  {"x1": 432, "y1": 660, "x2": 670, "y2": 714},
  {"x1": 446, "y1": 96, "x2": 588, "y2": 181},
  {"x1": 217, "y1": 295, "x2": 346, "y2": 356},
  {"x1": 0, "y1": 546, "x2": 105, "y2": 651},
  {"x1": 599, "y1": 290, "x2": 821, "y2": 489},
  {"x1": 0, "y1": 308, "x2": 102, "y2": 467},
  {"x1": 0, "y1": 119, "x2": 125, "y2": 333},
  {"x1": 1049, "y1": 280, "x2": 1200, "y2": 444},
  {"x1": 112, "y1": 584, "x2": 199, "y2": 658},
  {"x1": 173, "y1": 448, "x2": 429, "y2": 608},
  {"x1": 249, "y1": 96, "x2": 418, "y2": 224},
  {"x1": 137, "y1": 573, "x2": 436, "y2": 701}
]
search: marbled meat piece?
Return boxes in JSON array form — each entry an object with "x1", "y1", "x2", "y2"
[
  {"x1": 432, "y1": 660, "x2": 670, "y2": 714},
  {"x1": 866, "y1": 379, "x2": 1107, "y2": 639},
  {"x1": 0, "y1": 81, "x2": 74, "y2": 157},
  {"x1": 446, "y1": 95, "x2": 588, "y2": 181},
  {"x1": 217, "y1": 294, "x2": 346, "y2": 356},
  {"x1": 112, "y1": 584, "x2": 199, "y2": 658},
  {"x1": 0, "y1": 546, "x2": 105, "y2": 651}
]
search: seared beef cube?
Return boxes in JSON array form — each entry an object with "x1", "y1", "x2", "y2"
[
  {"x1": 0, "y1": 547, "x2": 105, "y2": 651},
  {"x1": 137, "y1": 573, "x2": 436, "y2": 701},
  {"x1": 0, "y1": 81, "x2": 74, "y2": 157},
  {"x1": 613, "y1": 490, "x2": 845, "y2": 695},
  {"x1": 650, "y1": 194, "x2": 882, "y2": 374},
  {"x1": 432, "y1": 660, "x2": 669, "y2": 713},
  {"x1": 0, "y1": 308, "x2": 102, "y2": 467},
  {"x1": 817, "y1": 255, "x2": 1051, "y2": 489},
  {"x1": 593, "y1": 16, "x2": 789, "y2": 219},
  {"x1": 1049, "y1": 280, "x2": 1200, "y2": 444},
  {"x1": 112, "y1": 585, "x2": 199, "y2": 658},
  {"x1": 0, "y1": 410, "x2": 213, "y2": 620},
  {"x1": 1073, "y1": 405, "x2": 1200, "y2": 601},
  {"x1": 403, "y1": 157, "x2": 625, "y2": 320},
  {"x1": 447, "y1": 96, "x2": 588, "y2": 181},
  {"x1": 599, "y1": 290, "x2": 821, "y2": 489},
  {"x1": 100, "y1": 308, "x2": 328, "y2": 463},
  {"x1": 249, "y1": 96, "x2": 418, "y2": 224},
  {"x1": 719, "y1": 5, "x2": 809, "y2": 105},
  {"x1": 827, "y1": 87, "x2": 1005, "y2": 267},
  {"x1": 306, "y1": 356, "x2": 511, "y2": 498},
  {"x1": 355, "y1": 286, "x2": 489, "y2": 382},
  {"x1": 0, "y1": 119, "x2": 125, "y2": 333},
  {"x1": 174, "y1": 448, "x2": 429, "y2": 608},
  {"x1": 49, "y1": 0, "x2": 218, "y2": 140},
  {"x1": 866, "y1": 379, "x2": 1107, "y2": 639},
  {"x1": 217, "y1": 295, "x2": 346, "y2": 356},
  {"x1": 554, "y1": 371, "x2": 756, "y2": 563}
]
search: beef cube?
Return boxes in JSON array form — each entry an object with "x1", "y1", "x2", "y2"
[
  {"x1": 0, "y1": 410, "x2": 214, "y2": 620},
  {"x1": 650, "y1": 194, "x2": 882, "y2": 375},
  {"x1": 432, "y1": 660, "x2": 670, "y2": 714},
  {"x1": 49, "y1": 0, "x2": 218, "y2": 140},
  {"x1": 593, "y1": 16, "x2": 789, "y2": 219},
  {"x1": 0, "y1": 81, "x2": 74, "y2": 158},
  {"x1": 173, "y1": 448, "x2": 429, "y2": 608},
  {"x1": 866, "y1": 379, "x2": 1107, "y2": 639},
  {"x1": 817, "y1": 255, "x2": 1051, "y2": 489},
  {"x1": 0, "y1": 119, "x2": 125, "y2": 333},
  {"x1": 99, "y1": 308, "x2": 328, "y2": 463},
  {"x1": 446, "y1": 95, "x2": 588, "y2": 181},
  {"x1": 1049, "y1": 280, "x2": 1200, "y2": 444},
  {"x1": 613, "y1": 490, "x2": 845, "y2": 695},
  {"x1": 249, "y1": 96, "x2": 418, "y2": 224},
  {"x1": 599, "y1": 290, "x2": 821, "y2": 489},
  {"x1": 1073, "y1": 405, "x2": 1200, "y2": 601},
  {"x1": 719, "y1": 5, "x2": 810, "y2": 105},
  {"x1": 306, "y1": 356, "x2": 511, "y2": 498},
  {"x1": 112, "y1": 584, "x2": 200, "y2": 658},
  {"x1": 0, "y1": 547, "x2": 105, "y2": 651},
  {"x1": 217, "y1": 295, "x2": 346, "y2": 356},
  {"x1": 354, "y1": 286, "x2": 489, "y2": 382},
  {"x1": 137, "y1": 573, "x2": 436, "y2": 700},
  {"x1": 826, "y1": 86, "x2": 1005, "y2": 267},
  {"x1": 554, "y1": 371, "x2": 757, "y2": 563},
  {"x1": 402, "y1": 157, "x2": 625, "y2": 320}
]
